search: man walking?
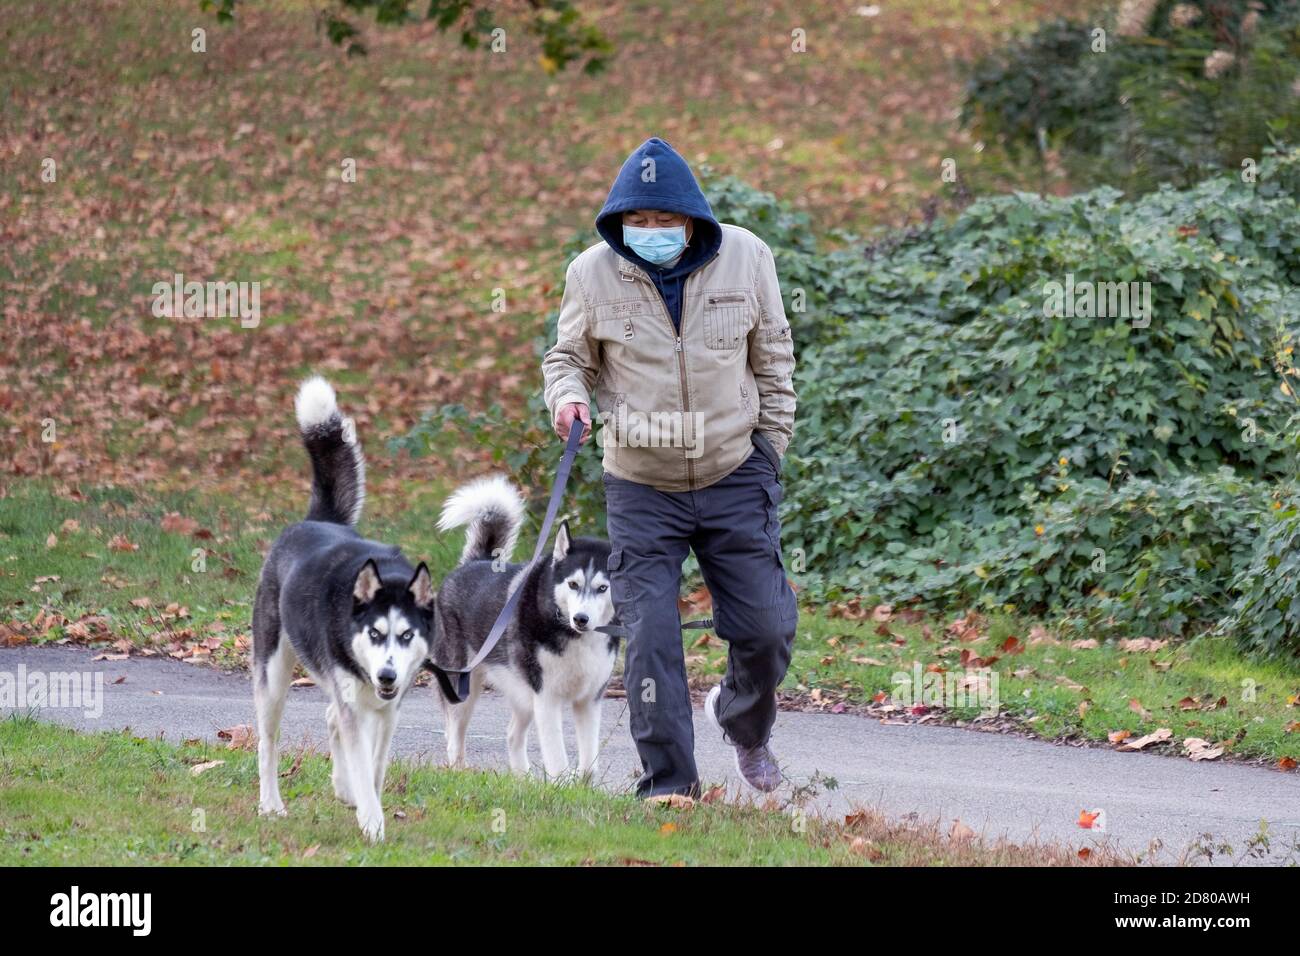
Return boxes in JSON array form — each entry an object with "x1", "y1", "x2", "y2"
[{"x1": 542, "y1": 137, "x2": 798, "y2": 798}]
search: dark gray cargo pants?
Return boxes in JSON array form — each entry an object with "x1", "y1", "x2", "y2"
[{"x1": 603, "y1": 438, "x2": 799, "y2": 798}]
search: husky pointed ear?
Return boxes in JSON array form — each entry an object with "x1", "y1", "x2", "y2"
[
  {"x1": 552, "y1": 521, "x2": 571, "y2": 563},
  {"x1": 353, "y1": 559, "x2": 383, "y2": 606},
  {"x1": 407, "y1": 562, "x2": 435, "y2": 611}
]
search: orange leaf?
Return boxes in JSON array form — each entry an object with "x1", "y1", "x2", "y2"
[
  {"x1": 107, "y1": 534, "x2": 138, "y2": 553},
  {"x1": 160, "y1": 512, "x2": 199, "y2": 535}
]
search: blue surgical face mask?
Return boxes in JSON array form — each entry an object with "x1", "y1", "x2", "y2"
[{"x1": 623, "y1": 224, "x2": 687, "y2": 266}]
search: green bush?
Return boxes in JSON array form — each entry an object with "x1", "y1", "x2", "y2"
[
  {"x1": 964, "y1": 1, "x2": 1300, "y2": 193},
  {"x1": 977, "y1": 470, "x2": 1274, "y2": 636},
  {"x1": 1222, "y1": 504, "x2": 1300, "y2": 655},
  {"x1": 962, "y1": 17, "x2": 1122, "y2": 159},
  {"x1": 784, "y1": 148, "x2": 1300, "y2": 640}
]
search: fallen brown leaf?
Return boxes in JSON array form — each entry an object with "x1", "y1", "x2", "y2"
[
  {"x1": 1121, "y1": 728, "x2": 1173, "y2": 751},
  {"x1": 1183, "y1": 738, "x2": 1224, "y2": 762},
  {"x1": 949, "y1": 819, "x2": 976, "y2": 842}
]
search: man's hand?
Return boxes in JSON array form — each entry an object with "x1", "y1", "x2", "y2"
[{"x1": 555, "y1": 402, "x2": 592, "y2": 443}]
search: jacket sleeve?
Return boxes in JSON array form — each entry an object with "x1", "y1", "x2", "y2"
[
  {"x1": 541, "y1": 259, "x2": 600, "y2": 425},
  {"x1": 749, "y1": 239, "x2": 797, "y2": 457}
]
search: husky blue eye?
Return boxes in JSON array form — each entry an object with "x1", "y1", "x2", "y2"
[
  {"x1": 398, "y1": 629, "x2": 413, "y2": 642},
  {"x1": 598, "y1": 584, "x2": 608, "y2": 593},
  {"x1": 368, "y1": 627, "x2": 382, "y2": 640}
]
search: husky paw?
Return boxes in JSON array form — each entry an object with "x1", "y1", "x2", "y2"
[
  {"x1": 544, "y1": 766, "x2": 576, "y2": 785},
  {"x1": 358, "y1": 808, "x2": 385, "y2": 843},
  {"x1": 332, "y1": 772, "x2": 356, "y2": 807},
  {"x1": 258, "y1": 798, "x2": 287, "y2": 818}
]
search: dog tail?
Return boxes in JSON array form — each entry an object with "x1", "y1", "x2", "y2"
[
  {"x1": 437, "y1": 475, "x2": 525, "y2": 565},
  {"x1": 295, "y1": 376, "x2": 366, "y2": 527}
]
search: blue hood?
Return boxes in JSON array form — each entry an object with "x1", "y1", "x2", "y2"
[{"x1": 595, "y1": 137, "x2": 722, "y2": 277}]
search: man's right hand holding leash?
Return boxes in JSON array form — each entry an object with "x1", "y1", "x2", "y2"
[{"x1": 554, "y1": 401, "x2": 592, "y2": 443}]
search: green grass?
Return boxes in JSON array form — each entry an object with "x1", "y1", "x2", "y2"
[
  {"x1": 757, "y1": 609, "x2": 1300, "y2": 766},
  {"x1": 0, "y1": 716, "x2": 1087, "y2": 866}
]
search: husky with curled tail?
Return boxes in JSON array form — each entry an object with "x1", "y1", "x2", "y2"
[
  {"x1": 433, "y1": 476, "x2": 616, "y2": 780},
  {"x1": 252, "y1": 376, "x2": 438, "y2": 842}
]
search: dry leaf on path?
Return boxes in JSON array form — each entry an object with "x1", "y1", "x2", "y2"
[
  {"x1": 1121, "y1": 728, "x2": 1173, "y2": 751},
  {"x1": 1183, "y1": 738, "x2": 1224, "y2": 761}
]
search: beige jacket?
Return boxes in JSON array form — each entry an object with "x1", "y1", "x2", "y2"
[{"x1": 542, "y1": 224, "x2": 796, "y2": 492}]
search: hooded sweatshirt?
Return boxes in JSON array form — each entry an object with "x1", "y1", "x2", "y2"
[{"x1": 594, "y1": 138, "x2": 722, "y2": 332}]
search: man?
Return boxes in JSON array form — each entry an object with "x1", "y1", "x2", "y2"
[{"x1": 542, "y1": 137, "x2": 798, "y2": 798}]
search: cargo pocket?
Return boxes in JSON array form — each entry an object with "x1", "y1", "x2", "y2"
[
  {"x1": 703, "y1": 293, "x2": 749, "y2": 350},
  {"x1": 606, "y1": 547, "x2": 639, "y2": 640},
  {"x1": 606, "y1": 548, "x2": 631, "y2": 611}
]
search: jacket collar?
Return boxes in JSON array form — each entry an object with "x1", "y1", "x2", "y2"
[{"x1": 616, "y1": 249, "x2": 720, "y2": 282}]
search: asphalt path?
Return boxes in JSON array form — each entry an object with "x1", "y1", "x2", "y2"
[{"x1": 4, "y1": 645, "x2": 1298, "y2": 864}]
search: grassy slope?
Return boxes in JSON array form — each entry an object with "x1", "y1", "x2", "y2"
[
  {"x1": 0, "y1": 0, "x2": 1060, "y2": 490},
  {"x1": 0, "y1": 717, "x2": 1111, "y2": 866}
]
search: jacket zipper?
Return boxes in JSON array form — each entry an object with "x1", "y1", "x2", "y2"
[{"x1": 628, "y1": 262, "x2": 715, "y2": 490}]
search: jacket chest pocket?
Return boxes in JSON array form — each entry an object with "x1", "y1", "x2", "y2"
[
  {"x1": 594, "y1": 299, "x2": 650, "y2": 342},
  {"x1": 703, "y1": 293, "x2": 751, "y2": 351}
]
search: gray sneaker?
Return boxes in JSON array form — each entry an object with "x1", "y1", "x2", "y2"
[{"x1": 705, "y1": 685, "x2": 783, "y2": 793}]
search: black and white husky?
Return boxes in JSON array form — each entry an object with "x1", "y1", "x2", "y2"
[
  {"x1": 252, "y1": 377, "x2": 436, "y2": 842},
  {"x1": 434, "y1": 477, "x2": 617, "y2": 780}
]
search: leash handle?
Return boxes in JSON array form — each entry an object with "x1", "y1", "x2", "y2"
[{"x1": 430, "y1": 425, "x2": 585, "y2": 702}]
